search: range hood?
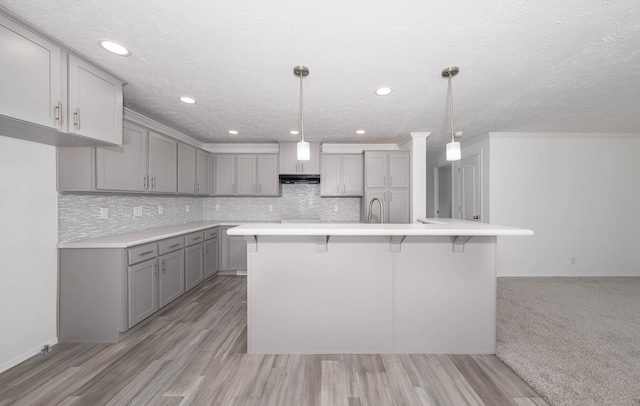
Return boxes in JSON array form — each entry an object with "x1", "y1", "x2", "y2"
[{"x1": 279, "y1": 174, "x2": 320, "y2": 184}]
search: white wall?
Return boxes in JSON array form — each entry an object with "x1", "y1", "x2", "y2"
[
  {"x1": 490, "y1": 133, "x2": 640, "y2": 276},
  {"x1": 0, "y1": 136, "x2": 58, "y2": 373}
]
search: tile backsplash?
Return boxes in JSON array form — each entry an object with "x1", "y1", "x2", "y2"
[
  {"x1": 58, "y1": 184, "x2": 361, "y2": 242},
  {"x1": 203, "y1": 184, "x2": 360, "y2": 221}
]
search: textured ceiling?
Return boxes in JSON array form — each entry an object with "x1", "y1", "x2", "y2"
[{"x1": 1, "y1": 0, "x2": 639, "y2": 157}]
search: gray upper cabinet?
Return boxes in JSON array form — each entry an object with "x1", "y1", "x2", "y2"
[
  {"x1": 257, "y1": 155, "x2": 279, "y2": 196},
  {"x1": 320, "y1": 154, "x2": 363, "y2": 197},
  {"x1": 0, "y1": 13, "x2": 123, "y2": 147},
  {"x1": 213, "y1": 154, "x2": 279, "y2": 196},
  {"x1": 0, "y1": 14, "x2": 61, "y2": 129},
  {"x1": 278, "y1": 141, "x2": 321, "y2": 174},
  {"x1": 67, "y1": 55, "x2": 123, "y2": 146},
  {"x1": 237, "y1": 155, "x2": 257, "y2": 195},
  {"x1": 388, "y1": 152, "x2": 410, "y2": 188},
  {"x1": 178, "y1": 143, "x2": 197, "y2": 194},
  {"x1": 96, "y1": 121, "x2": 147, "y2": 192},
  {"x1": 148, "y1": 131, "x2": 177, "y2": 193},
  {"x1": 196, "y1": 150, "x2": 210, "y2": 195},
  {"x1": 214, "y1": 154, "x2": 236, "y2": 195}
]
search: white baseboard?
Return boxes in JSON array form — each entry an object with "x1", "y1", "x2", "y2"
[{"x1": 0, "y1": 337, "x2": 58, "y2": 374}]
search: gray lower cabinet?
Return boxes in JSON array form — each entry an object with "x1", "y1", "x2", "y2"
[
  {"x1": 159, "y1": 249, "x2": 185, "y2": 307},
  {"x1": 128, "y1": 257, "x2": 158, "y2": 328},
  {"x1": 219, "y1": 226, "x2": 247, "y2": 273},
  {"x1": 185, "y1": 231, "x2": 205, "y2": 291},
  {"x1": 204, "y1": 227, "x2": 219, "y2": 278}
]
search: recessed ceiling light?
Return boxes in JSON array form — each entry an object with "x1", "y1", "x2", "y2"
[
  {"x1": 179, "y1": 96, "x2": 197, "y2": 104},
  {"x1": 356, "y1": 130, "x2": 366, "y2": 135},
  {"x1": 290, "y1": 130, "x2": 300, "y2": 135},
  {"x1": 375, "y1": 87, "x2": 393, "y2": 96},
  {"x1": 98, "y1": 40, "x2": 131, "y2": 56},
  {"x1": 228, "y1": 130, "x2": 239, "y2": 135}
]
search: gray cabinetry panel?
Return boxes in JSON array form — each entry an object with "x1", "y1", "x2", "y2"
[
  {"x1": 320, "y1": 153, "x2": 363, "y2": 197},
  {"x1": 127, "y1": 258, "x2": 158, "y2": 328},
  {"x1": 230, "y1": 236, "x2": 247, "y2": 271},
  {"x1": 196, "y1": 149, "x2": 210, "y2": 195},
  {"x1": 96, "y1": 121, "x2": 148, "y2": 191},
  {"x1": 185, "y1": 243, "x2": 204, "y2": 291},
  {"x1": 159, "y1": 249, "x2": 185, "y2": 307},
  {"x1": 148, "y1": 131, "x2": 177, "y2": 193},
  {"x1": 214, "y1": 154, "x2": 236, "y2": 195},
  {"x1": 219, "y1": 226, "x2": 232, "y2": 270},
  {"x1": 178, "y1": 143, "x2": 197, "y2": 194},
  {"x1": 257, "y1": 154, "x2": 280, "y2": 196},
  {"x1": 128, "y1": 242, "x2": 158, "y2": 265},
  {"x1": 278, "y1": 141, "x2": 320, "y2": 174},
  {"x1": 362, "y1": 151, "x2": 410, "y2": 223},
  {"x1": 236, "y1": 155, "x2": 257, "y2": 195},
  {"x1": 204, "y1": 237, "x2": 219, "y2": 279}
]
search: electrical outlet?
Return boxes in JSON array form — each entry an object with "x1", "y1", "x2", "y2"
[
  {"x1": 215, "y1": 204, "x2": 220, "y2": 211},
  {"x1": 99, "y1": 208, "x2": 108, "y2": 219},
  {"x1": 158, "y1": 205, "x2": 164, "y2": 214},
  {"x1": 333, "y1": 205, "x2": 339, "y2": 212},
  {"x1": 133, "y1": 207, "x2": 142, "y2": 217},
  {"x1": 186, "y1": 205, "x2": 190, "y2": 213},
  {"x1": 268, "y1": 204, "x2": 273, "y2": 212}
]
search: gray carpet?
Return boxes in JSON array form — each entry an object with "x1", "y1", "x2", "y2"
[{"x1": 497, "y1": 277, "x2": 640, "y2": 406}]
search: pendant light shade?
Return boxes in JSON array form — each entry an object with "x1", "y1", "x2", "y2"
[
  {"x1": 294, "y1": 65, "x2": 311, "y2": 161},
  {"x1": 297, "y1": 140, "x2": 310, "y2": 161},
  {"x1": 442, "y1": 66, "x2": 461, "y2": 162},
  {"x1": 446, "y1": 141, "x2": 461, "y2": 161}
]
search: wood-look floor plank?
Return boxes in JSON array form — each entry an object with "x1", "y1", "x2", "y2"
[
  {"x1": 0, "y1": 276, "x2": 546, "y2": 406},
  {"x1": 320, "y1": 360, "x2": 349, "y2": 406}
]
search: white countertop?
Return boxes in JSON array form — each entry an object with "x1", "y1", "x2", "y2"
[
  {"x1": 58, "y1": 220, "x2": 256, "y2": 249},
  {"x1": 227, "y1": 218, "x2": 533, "y2": 237}
]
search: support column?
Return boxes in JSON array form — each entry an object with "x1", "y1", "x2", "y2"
[{"x1": 409, "y1": 132, "x2": 430, "y2": 223}]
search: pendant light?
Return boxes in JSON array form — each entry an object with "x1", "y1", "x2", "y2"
[
  {"x1": 294, "y1": 66, "x2": 310, "y2": 161},
  {"x1": 442, "y1": 66, "x2": 461, "y2": 161}
]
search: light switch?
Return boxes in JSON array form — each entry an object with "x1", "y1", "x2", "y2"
[
  {"x1": 268, "y1": 204, "x2": 273, "y2": 212},
  {"x1": 158, "y1": 206, "x2": 164, "y2": 214},
  {"x1": 186, "y1": 205, "x2": 190, "y2": 213},
  {"x1": 133, "y1": 207, "x2": 142, "y2": 217},
  {"x1": 333, "y1": 205, "x2": 339, "y2": 212},
  {"x1": 99, "y1": 208, "x2": 108, "y2": 219}
]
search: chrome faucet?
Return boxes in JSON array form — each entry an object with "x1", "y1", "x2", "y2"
[{"x1": 367, "y1": 197, "x2": 384, "y2": 224}]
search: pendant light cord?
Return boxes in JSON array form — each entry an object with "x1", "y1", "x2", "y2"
[
  {"x1": 448, "y1": 74, "x2": 455, "y2": 143},
  {"x1": 299, "y1": 73, "x2": 305, "y2": 142}
]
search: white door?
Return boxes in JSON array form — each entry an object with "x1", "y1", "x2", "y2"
[{"x1": 459, "y1": 154, "x2": 481, "y2": 222}]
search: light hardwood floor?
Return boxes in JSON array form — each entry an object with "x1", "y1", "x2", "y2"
[{"x1": 0, "y1": 276, "x2": 548, "y2": 406}]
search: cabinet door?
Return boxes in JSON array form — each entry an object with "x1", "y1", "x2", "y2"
[
  {"x1": 96, "y1": 121, "x2": 148, "y2": 192},
  {"x1": 365, "y1": 152, "x2": 387, "y2": 188},
  {"x1": 342, "y1": 154, "x2": 364, "y2": 196},
  {"x1": 148, "y1": 131, "x2": 177, "y2": 193},
  {"x1": 159, "y1": 249, "x2": 184, "y2": 307},
  {"x1": 67, "y1": 55, "x2": 123, "y2": 145},
  {"x1": 214, "y1": 155, "x2": 236, "y2": 195},
  {"x1": 0, "y1": 15, "x2": 61, "y2": 129},
  {"x1": 388, "y1": 189, "x2": 410, "y2": 223},
  {"x1": 236, "y1": 155, "x2": 257, "y2": 195},
  {"x1": 389, "y1": 152, "x2": 410, "y2": 188},
  {"x1": 278, "y1": 142, "x2": 298, "y2": 174},
  {"x1": 320, "y1": 154, "x2": 341, "y2": 196},
  {"x1": 300, "y1": 142, "x2": 321, "y2": 174},
  {"x1": 204, "y1": 238, "x2": 219, "y2": 278},
  {"x1": 257, "y1": 154, "x2": 279, "y2": 196},
  {"x1": 364, "y1": 190, "x2": 386, "y2": 223},
  {"x1": 128, "y1": 258, "x2": 158, "y2": 328},
  {"x1": 178, "y1": 143, "x2": 197, "y2": 194},
  {"x1": 219, "y1": 226, "x2": 231, "y2": 270},
  {"x1": 185, "y1": 243, "x2": 204, "y2": 291},
  {"x1": 196, "y1": 150, "x2": 210, "y2": 195},
  {"x1": 230, "y1": 236, "x2": 247, "y2": 271}
]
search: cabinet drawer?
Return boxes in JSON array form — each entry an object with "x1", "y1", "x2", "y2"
[
  {"x1": 185, "y1": 231, "x2": 204, "y2": 246},
  {"x1": 204, "y1": 227, "x2": 219, "y2": 240},
  {"x1": 159, "y1": 236, "x2": 184, "y2": 255},
  {"x1": 128, "y1": 242, "x2": 158, "y2": 265}
]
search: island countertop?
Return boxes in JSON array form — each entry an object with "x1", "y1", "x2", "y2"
[{"x1": 227, "y1": 218, "x2": 533, "y2": 237}]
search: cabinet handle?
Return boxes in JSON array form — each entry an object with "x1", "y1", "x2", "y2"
[
  {"x1": 55, "y1": 101, "x2": 63, "y2": 125},
  {"x1": 194, "y1": 183, "x2": 198, "y2": 194},
  {"x1": 162, "y1": 261, "x2": 166, "y2": 273},
  {"x1": 383, "y1": 176, "x2": 386, "y2": 187},
  {"x1": 232, "y1": 183, "x2": 235, "y2": 194},
  {"x1": 73, "y1": 108, "x2": 81, "y2": 130},
  {"x1": 143, "y1": 175, "x2": 147, "y2": 190},
  {"x1": 139, "y1": 250, "x2": 154, "y2": 256},
  {"x1": 169, "y1": 243, "x2": 180, "y2": 248},
  {"x1": 193, "y1": 237, "x2": 201, "y2": 241},
  {"x1": 152, "y1": 176, "x2": 156, "y2": 189},
  {"x1": 390, "y1": 177, "x2": 393, "y2": 187},
  {"x1": 153, "y1": 264, "x2": 158, "y2": 277},
  {"x1": 253, "y1": 184, "x2": 256, "y2": 194}
]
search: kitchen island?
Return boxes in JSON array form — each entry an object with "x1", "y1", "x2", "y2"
[{"x1": 227, "y1": 219, "x2": 532, "y2": 354}]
